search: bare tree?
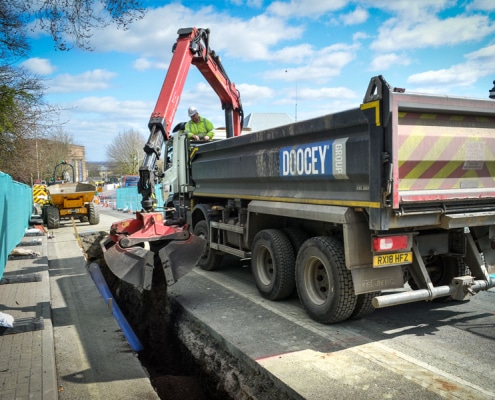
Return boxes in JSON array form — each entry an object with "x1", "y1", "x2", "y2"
[
  {"x1": 37, "y1": 129, "x2": 74, "y2": 183},
  {"x1": 0, "y1": 0, "x2": 29, "y2": 60},
  {"x1": 0, "y1": 64, "x2": 74, "y2": 184},
  {"x1": 86, "y1": 162, "x2": 102, "y2": 180},
  {"x1": 106, "y1": 129, "x2": 146, "y2": 175},
  {"x1": 1, "y1": 0, "x2": 145, "y2": 55},
  {"x1": 0, "y1": 65, "x2": 47, "y2": 183},
  {"x1": 0, "y1": 1, "x2": 145, "y2": 182}
]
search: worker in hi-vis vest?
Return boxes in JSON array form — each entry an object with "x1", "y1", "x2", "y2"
[{"x1": 185, "y1": 106, "x2": 215, "y2": 141}]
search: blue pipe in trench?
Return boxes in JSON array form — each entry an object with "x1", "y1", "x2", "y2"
[{"x1": 88, "y1": 262, "x2": 143, "y2": 352}]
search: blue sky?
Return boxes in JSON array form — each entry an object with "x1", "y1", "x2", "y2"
[{"x1": 19, "y1": 0, "x2": 495, "y2": 162}]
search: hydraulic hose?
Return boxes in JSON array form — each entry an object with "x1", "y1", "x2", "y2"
[{"x1": 88, "y1": 263, "x2": 143, "y2": 352}]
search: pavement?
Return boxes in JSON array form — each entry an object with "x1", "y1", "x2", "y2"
[{"x1": 0, "y1": 214, "x2": 159, "y2": 400}]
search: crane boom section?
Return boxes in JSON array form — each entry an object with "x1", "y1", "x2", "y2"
[
  {"x1": 148, "y1": 29, "x2": 196, "y2": 137},
  {"x1": 149, "y1": 27, "x2": 242, "y2": 141},
  {"x1": 140, "y1": 27, "x2": 243, "y2": 212}
]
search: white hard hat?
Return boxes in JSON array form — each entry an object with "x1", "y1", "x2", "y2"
[{"x1": 188, "y1": 106, "x2": 198, "y2": 117}]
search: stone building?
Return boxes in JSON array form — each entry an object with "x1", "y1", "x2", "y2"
[{"x1": 67, "y1": 144, "x2": 88, "y2": 182}]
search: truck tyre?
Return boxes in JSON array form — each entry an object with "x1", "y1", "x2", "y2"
[
  {"x1": 296, "y1": 236, "x2": 357, "y2": 324},
  {"x1": 46, "y1": 206, "x2": 60, "y2": 229},
  {"x1": 251, "y1": 229, "x2": 295, "y2": 301},
  {"x1": 408, "y1": 255, "x2": 470, "y2": 301},
  {"x1": 194, "y1": 220, "x2": 224, "y2": 271},
  {"x1": 350, "y1": 292, "x2": 379, "y2": 319},
  {"x1": 41, "y1": 206, "x2": 49, "y2": 224},
  {"x1": 88, "y1": 202, "x2": 100, "y2": 225},
  {"x1": 283, "y1": 227, "x2": 309, "y2": 256}
]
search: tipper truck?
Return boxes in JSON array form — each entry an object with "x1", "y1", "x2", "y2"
[{"x1": 102, "y1": 27, "x2": 495, "y2": 324}]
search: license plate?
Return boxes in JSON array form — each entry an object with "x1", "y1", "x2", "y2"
[
  {"x1": 373, "y1": 251, "x2": 412, "y2": 267},
  {"x1": 64, "y1": 208, "x2": 83, "y2": 215}
]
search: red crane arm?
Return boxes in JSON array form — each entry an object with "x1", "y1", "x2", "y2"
[
  {"x1": 149, "y1": 27, "x2": 243, "y2": 141},
  {"x1": 140, "y1": 27, "x2": 243, "y2": 211}
]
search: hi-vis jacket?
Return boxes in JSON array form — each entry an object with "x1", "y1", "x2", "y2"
[{"x1": 185, "y1": 117, "x2": 215, "y2": 140}]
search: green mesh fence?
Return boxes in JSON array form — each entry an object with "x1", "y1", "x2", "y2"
[{"x1": 0, "y1": 172, "x2": 33, "y2": 280}]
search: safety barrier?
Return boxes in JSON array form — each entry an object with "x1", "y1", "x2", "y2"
[
  {"x1": 32, "y1": 184, "x2": 49, "y2": 207},
  {"x1": 0, "y1": 172, "x2": 33, "y2": 280},
  {"x1": 115, "y1": 185, "x2": 164, "y2": 213}
]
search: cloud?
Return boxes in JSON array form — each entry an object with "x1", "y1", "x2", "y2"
[
  {"x1": 88, "y1": 3, "x2": 197, "y2": 54},
  {"x1": 70, "y1": 96, "x2": 150, "y2": 117},
  {"x1": 53, "y1": 96, "x2": 153, "y2": 161},
  {"x1": 86, "y1": 4, "x2": 303, "y2": 64},
  {"x1": 235, "y1": 83, "x2": 274, "y2": 106},
  {"x1": 467, "y1": 44, "x2": 495, "y2": 68},
  {"x1": 48, "y1": 69, "x2": 117, "y2": 93},
  {"x1": 371, "y1": 14, "x2": 495, "y2": 52},
  {"x1": 353, "y1": 31, "x2": 369, "y2": 41},
  {"x1": 361, "y1": 0, "x2": 451, "y2": 20},
  {"x1": 341, "y1": 7, "x2": 369, "y2": 25},
  {"x1": 268, "y1": 43, "x2": 315, "y2": 64},
  {"x1": 407, "y1": 44, "x2": 495, "y2": 90},
  {"x1": 369, "y1": 53, "x2": 411, "y2": 71},
  {"x1": 231, "y1": 0, "x2": 263, "y2": 7},
  {"x1": 133, "y1": 57, "x2": 169, "y2": 71},
  {"x1": 264, "y1": 43, "x2": 357, "y2": 83},
  {"x1": 21, "y1": 58, "x2": 56, "y2": 75},
  {"x1": 181, "y1": 81, "x2": 275, "y2": 111},
  {"x1": 292, "y1": 86, "x2": 357, "y2": 102},
  {"x1": 267, "y1": 0, "x2": 348, "y2": 18},
  {"x1": 216, "y1": 15, "x2": 304, "y2": 61},
  {"x1": 467, "y1": 0, "x2": 495, "y2": 11}
]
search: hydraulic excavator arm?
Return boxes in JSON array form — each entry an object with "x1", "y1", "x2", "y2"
[{"x1": 101, "y1": 27, "x2": 243, "y2": 290}]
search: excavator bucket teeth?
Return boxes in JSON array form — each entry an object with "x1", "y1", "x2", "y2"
[
  {"x1": 100, "y1": 236, "x2": 154, "y2": 290},
  {"x1": 159, "y1": 234, "x2": 206, "y2": 286}
]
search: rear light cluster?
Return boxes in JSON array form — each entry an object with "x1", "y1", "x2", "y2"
[{"x1": 372, "y1": 235, "x2": 409, "y2": 252}]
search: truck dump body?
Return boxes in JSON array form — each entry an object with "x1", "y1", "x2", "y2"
[
  {"x1": 191, "y1": 85, "x2": 495, "y2": 232},
  {"x1": 48, "y1": 183, "x2": 97, "y2": 207}
]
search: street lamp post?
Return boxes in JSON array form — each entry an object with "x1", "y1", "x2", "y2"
[{"x1": 34, "y1": 115, "x2": 40, "y2": 180}]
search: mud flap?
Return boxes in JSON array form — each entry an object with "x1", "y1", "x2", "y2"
[
  {"x1": 160, "y1": 234, "x2": 206, "y2": 286},
  {"x1": 100, "y1": 236, "x2": 155, "y2": 290}
]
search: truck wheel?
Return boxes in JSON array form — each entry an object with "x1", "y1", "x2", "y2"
[
  {"x1": 193, "y1": 220, "x2": 224, "y2": 271},
  {"x1": 408, "y1": 256, "x2": 470, "y2": 301},
  {"x1": 350, "y1": 292, "x2": 379, "y2": 319},
  {"x1": 283, "y1": 227, "x2": 309, "y2": 256},
  {"x1": 296, "y1": 236, "x2": 357, "y2": 324},
  {"x1": 41, "y1": 206, "x2": 48, "y2": 224},
  {"x1": 46, "y1": 206, "x2": 60, "y2": 229},
  {"x1": 88, "y1": 202, "x2": 100, "y2": 225},
  {"x1": 251, "y1": 229, "x2": 295, "y2": 300}
]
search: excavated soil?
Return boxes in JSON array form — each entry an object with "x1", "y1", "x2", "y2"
[{"x1": 79, "y1": 231, "x2": 214, "y2": 400}]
